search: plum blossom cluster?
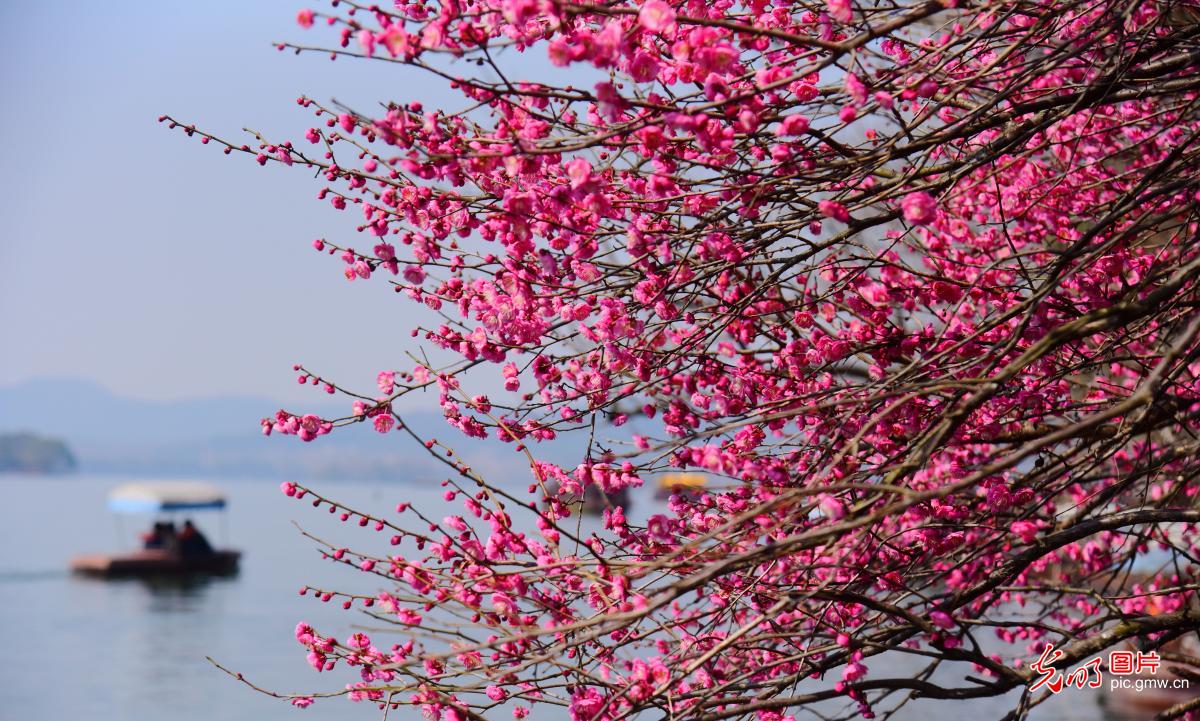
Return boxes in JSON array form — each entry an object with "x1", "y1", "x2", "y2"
[
  {"x1": 263, "y1": 410, "x2": 332, "y2": 442},
  {"x1": 173, "y1": 0, "x2": 1200, "y2": 719}
]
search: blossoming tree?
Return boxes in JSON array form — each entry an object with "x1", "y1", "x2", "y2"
[{"x1": 167, "y1": 0, "x2": 1200, "y2": 718}]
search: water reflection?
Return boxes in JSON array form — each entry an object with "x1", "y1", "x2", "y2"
[{"x1": 71, "y1": 571, "x2": 238, "y2": 611}]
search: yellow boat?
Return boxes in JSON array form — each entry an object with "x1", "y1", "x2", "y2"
[{"x1": 655, "y1": 473, "x2": 707, "y2": 499}]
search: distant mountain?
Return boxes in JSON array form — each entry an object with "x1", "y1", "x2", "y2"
[
  {"x1": 0, "y1": 379, "x2": 425, "y2": 481},
  {"x1": 0, "y1": 432, "x2": 76, "y2": 473},
  {"x1": 0, "y1": 377, "x2": 319, "y2": 446},
  {"x1": 0, "y1": 378, "x2": 565, "y2": 483}
]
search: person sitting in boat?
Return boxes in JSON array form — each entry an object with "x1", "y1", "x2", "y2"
[
  {"x1": 140, "y1": 523, "x2": 163, "y2": 549},
  {"x1": 178, "y1": 519, "x2": 214, "y2": 558},
  {"x1": 142, "y1": 521, "x2": 177, "y2": 551}
]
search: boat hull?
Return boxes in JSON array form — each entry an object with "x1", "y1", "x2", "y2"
[{"x1": 71, "y1": 549, "x2": 241, "y2": 577}]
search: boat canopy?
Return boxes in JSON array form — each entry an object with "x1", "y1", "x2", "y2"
[{"x1": 107, "y1": 481, "x2": 228, "y2": 513}]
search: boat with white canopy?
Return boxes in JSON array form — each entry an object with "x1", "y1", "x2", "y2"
[{"x1": 71, "y1": 481, "x2": 241, "y2": 577}]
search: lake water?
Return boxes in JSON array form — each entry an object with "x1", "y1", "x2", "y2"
[{"x1": 0, "y1": 474, "x2": 1120, "y2": 720}]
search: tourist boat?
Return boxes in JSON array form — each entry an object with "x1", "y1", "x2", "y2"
[
  {"x1": 654, "y1": 473, "x2": 708, "y2": 499},
  {"x1": 578, "y1": 484, "x2": 630, "y2": 515},
  {"x1": 544, "y1": 481, "x2": 631, "y2": 515},
  {"x1": 70, "y1": 481, "x2": 241, "y2": 577}
]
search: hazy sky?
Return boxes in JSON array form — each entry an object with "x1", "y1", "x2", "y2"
[{"x1": 0, "y1": 1, "x2": 471, "y2": 404}]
